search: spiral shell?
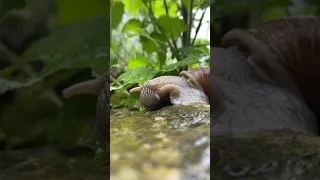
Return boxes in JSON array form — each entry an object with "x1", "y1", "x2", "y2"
[{"x1": 129, "y1": 67, "x2": 210, "y2": 110}]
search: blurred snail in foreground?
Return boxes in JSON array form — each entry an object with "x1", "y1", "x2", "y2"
[
  {"x1": 210, "y1": 15, "x2": 320, "y2": 136},
  {"x1": 221, "y1": 15, "x2": 320, "y2": 121},
  {"x1": 129, "y1": 67, "x2": 210, "y2": 110},
  {"x1": 61, "y1": 71, "x2": 109, "y2": 139}
]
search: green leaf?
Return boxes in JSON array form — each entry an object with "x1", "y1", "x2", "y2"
[
  {"x1": 110, "y1": 48, "x2": 118, "y2": 67},
  {"x1": 122, "y1": 19, "x2": 144, "y2": 34},
  {"x1": 140, "y1": 36, "x2": 157, "y2": 54},
  {"x1": 122, "y1": 0, "x2": 146, "y2": 16},
  {"x1": 0, "y1": 0, "x2": 26, "y2": 19},
  {"x1": 110, "y1": 89, "x2": 139, "y2": 109},
  {"x1": 117, "y1": 67, "x2": 156, "y2": 86},
  {"x1": 0, "y1": 78, "x2": 41, "y2": 95},
  {"x1": 111, "y1": 1, "x2": 124, "y2": 29},
  {"x1": 150, "y1": 31, "x2": 167, "y2": 46},
  {"x1": 211, "y1": 0, "x2": 293, "y2": 17},
  {"x1": 155, "y1": 15, "x2": 188, "y2": 38},
  {"x1": 153, "y1": 1, "x2": 179, "y2": 18},
  {"x1": 261, "y1": 7, "x2": 287, "y2": 23},
  {"x1": 23, "y1": 17, "x2": 109, "y2": 78},
  {"x1": 128, "y1": 57, "x2": 153, "y2": 69},
  {"x1": 163, "y1": 53, "x2": 207, "y2": 72},
  {"x1": 298, "y1": 6, "x2": 318, "y2": 15},
  {"x1": 57, "y1": 0, "x2": 109, "y2": 24}
]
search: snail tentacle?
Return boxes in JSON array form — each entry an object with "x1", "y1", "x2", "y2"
[
  {"x1": 129, "y1": 87, "x2": 142, "y2": 93},
  {"x1": 222, "y1": 28, "x2": 298, "y2": 94},
  {"x1": 61, "y1": 72, "x2": 109, "y2": 140},
  {"x1": 62, "y1": 77, "x2": 105, "y2": 98}
]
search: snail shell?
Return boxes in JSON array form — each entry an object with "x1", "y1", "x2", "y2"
[
  {"x1": 221, "y1": 15, "x2": 320, "y2": 120},
  {"x1": 129, "y1": 67, "x2": 210, "y2": 110}
]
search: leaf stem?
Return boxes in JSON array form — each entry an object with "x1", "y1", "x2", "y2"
[
  {"x1": 192, "y1": 7, "x2": 207, "y2": 45},
  {"x1": 162, "y1": 0, "x2": 178, "y2": 49},
  {"x1": 187, "y1": 0, "x2": 194, "y2": 46}
]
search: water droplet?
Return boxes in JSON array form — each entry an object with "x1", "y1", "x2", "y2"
[
  {"x1": 256, "y1": 161, "x2": 279, "y2": 173},
  {"x1": 180, "y1": 113, "x2": 189, "y2": 118},
  {"x1": 224, "y1": 164, "x2": 251, "y2": 177}
]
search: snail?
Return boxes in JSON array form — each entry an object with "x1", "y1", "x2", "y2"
[
  {"x1": 221, "y1": 15, "x2": 320, "y2": 123},
  {"x1": 210, "y1": 15, "x2": 320, "y2": 136},
  {"x1": 129, "y1": 67, "x2": 210, "y2": 110},
  {"x1": 61, "y1": 71, "x2": 109, "y2": 140}
]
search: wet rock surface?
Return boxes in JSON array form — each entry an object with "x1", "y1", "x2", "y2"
[
  {"x1": 212, "y1": 130, "x2": 320, "y2": 180},
  {"x1": 110, "y1": 103, "x2": 210, "y2": 180},
  {"x1": 0, "y1": 146, "x2": 108, "y2": 180}
]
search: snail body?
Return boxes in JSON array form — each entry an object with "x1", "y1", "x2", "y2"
[
  {"x1": 62, "y1": 72, "x2": 109, "y2": 139},
  {"x1": 211, "y1": 15, "x2": 320, "y2": 136},
  {"x1": 211, "y1": 47, "x2": 318, "y2": 136},
  {"x1": 130, "y1": 67, "x2": 210, "y2": 110},
  {"x1": 222, "y1": 15, "x2": 320, "y2": 120}
]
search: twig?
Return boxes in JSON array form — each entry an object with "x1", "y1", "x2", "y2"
[{"x1": 192, "y1": 7, "x2": 207, "y2": 45}]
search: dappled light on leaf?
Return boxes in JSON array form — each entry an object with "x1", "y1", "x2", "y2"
[{"x1": 117, "y1": 67, "x2": 157, "y2": 86}]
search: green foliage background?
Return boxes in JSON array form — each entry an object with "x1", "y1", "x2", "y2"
[
  {"x1": 110, "y1": 0, "x2": 210, "y2": 109},
  {"x1": 0, "y1": 0, "x2": 109, "y2": 166}
]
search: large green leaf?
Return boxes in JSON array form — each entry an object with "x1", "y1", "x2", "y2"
[
  {"x1": 261, "y1": 7, "x2": 287, "y2": 23},
  {"x1": 111, "y1": 0, "x2": 124, "y2": 29},
  {"x1": 0, "y1": 78, "x2": 40, "y2": 95},
  {"x1": 1, "y1": 17, "x2": 109, "y2": 94},
  {"x1": 57, "y1": 0, "x2": 109, "y2": 24},
  {"x1": 110, "y1": 48, "x2": 118, "y2": 67},
  {"x1": 140, "y1": 36, "x2": 157, "y2": 54},
  {"x1": 153, "y1": 1, "x2": 179, "y2": 18},
  {"x1": 117, "y1": 67, "x2": 156, "y2": 86},
  {"x1": 122, "y1": 19, "x2": 144, "y2": 34},
  {"x1": 0, "y1": 0, "x2": 26, "y2": 20},
  {"x1": 23, "y1": 17, "x2": 109, "y2": 76},
  {"x1": 121, "y1": 0, "x2": 146, "y2": 16},
  {"x1": 128, "y1": 57, "x2": 153, "y2": 70},
  {"x1": 211, "y1": 0, "x2": 293, "y2": 17},
  {"x1": 155, "y1": 15, "x2": 188, "y2": 38},
  {"x1": 162, "y1": 50, "x2": 208, "y2": 72}
]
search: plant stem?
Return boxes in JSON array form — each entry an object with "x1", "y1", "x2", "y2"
[
  {"x1": 180, "y1": 0, "x2": 188, "y2": 48},
  {"x1": 187, "y1": 0, "x2": 194, "y2": 46},
  {"x1": 192, "y1": 7, "x2": 207, "y2": 45},
  {"x1": 162, "y1": 0, "x2": 178, "y2": 49},
  {"x1": 147, "y1": 0, "x2": 174, "y2": 51}
]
